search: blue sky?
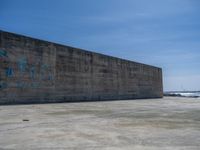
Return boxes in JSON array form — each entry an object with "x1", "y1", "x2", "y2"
[{"x1": 0, "y1": 0, "x2": 200, "y2": 91}]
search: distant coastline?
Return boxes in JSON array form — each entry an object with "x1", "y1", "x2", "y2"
[{"x1": 164, "y1": 91, "x2": 200, "y2": 98}]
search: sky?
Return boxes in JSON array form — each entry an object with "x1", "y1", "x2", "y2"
[{"x1": 0, "y1": 0, "x2": 200, "y2": 91}]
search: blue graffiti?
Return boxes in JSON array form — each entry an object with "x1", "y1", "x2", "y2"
[
  {"x1": 5, "y1": 67, "x2": 14, "y2": 77},
  {"x1": 31, "y1": 82, "x2": 40, "y2": 88},
  {"x1": 41, "y1": 64, "x2": 49, "y2": 80},
  {"x1": 30, "y1": 66, "x2": 35, "y2": 80},
  {"x1": 0, "y1": 49, "x2": 7, "y2": 57},
  {"x1": 0, "y1": 82, "x2": 7, "y2": 89},
  {"x1": 16, "y1": 81, "x2": 40, "y2": 89},
  {"x1": 41, "y1": 64, "x2": 48, "y2": 69},
  {"x1": 48, "y1": 74, "x2": 54, "y2": 81},
  {"x1": 16, "y1": 82, "x2": 24, "y2": 88},
  {"x1": 18, "y1": 57, "x2": 27, "y2": 73}
]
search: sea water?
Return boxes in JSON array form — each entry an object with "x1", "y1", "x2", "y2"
[{"x1": 165, "y1": 91, "x2": 200, "y2": 98}]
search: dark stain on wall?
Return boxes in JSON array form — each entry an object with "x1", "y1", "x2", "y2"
[{"x1": 0, "y1": 30, "x2": 163, "y2": 105}]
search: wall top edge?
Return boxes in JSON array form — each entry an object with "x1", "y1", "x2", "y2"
[{"x1": 0, "y1": 29, "x2": 162, "y2": 70}]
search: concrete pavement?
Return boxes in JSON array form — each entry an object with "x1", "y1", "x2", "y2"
[{"x1": 0, "y1": 97, "x2": 200, "y2": 150}]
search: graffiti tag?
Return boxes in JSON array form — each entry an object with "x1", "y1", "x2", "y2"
[
  {"x1": 0, "y1": 49, "x2": 7, "y2": 57},
  {"x1": 18, "y1": 57, "x2": 27, "y2": 73},
  {"x1": 5, "y1": 67, "x2": 14, "y2": 77}
]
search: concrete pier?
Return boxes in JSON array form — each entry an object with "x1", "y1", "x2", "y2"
[{"x1": 0, "y1": 97, "x2": 200, "y2": 149}]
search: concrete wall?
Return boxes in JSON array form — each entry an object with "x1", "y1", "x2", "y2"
[{"x1": 0, "y1": 30, "x2": 163, "y2": 104}]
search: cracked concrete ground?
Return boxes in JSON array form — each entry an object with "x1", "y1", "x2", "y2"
[{"x1": 0, "y1": 97, "x2": 200, "y2": 150}]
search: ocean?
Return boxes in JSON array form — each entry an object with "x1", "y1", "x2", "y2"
[{"x1": 164, "y1": 91, "x2": 200, "y2": 98}]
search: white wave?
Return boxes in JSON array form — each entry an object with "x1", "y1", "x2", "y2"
[{"x1": 175, "y1": 92, "x2": 200, "y2": 97}]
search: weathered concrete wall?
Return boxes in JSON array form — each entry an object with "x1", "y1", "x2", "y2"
[{"x1": 0, "y1": 30, "x2": 163, "y2": 104}]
